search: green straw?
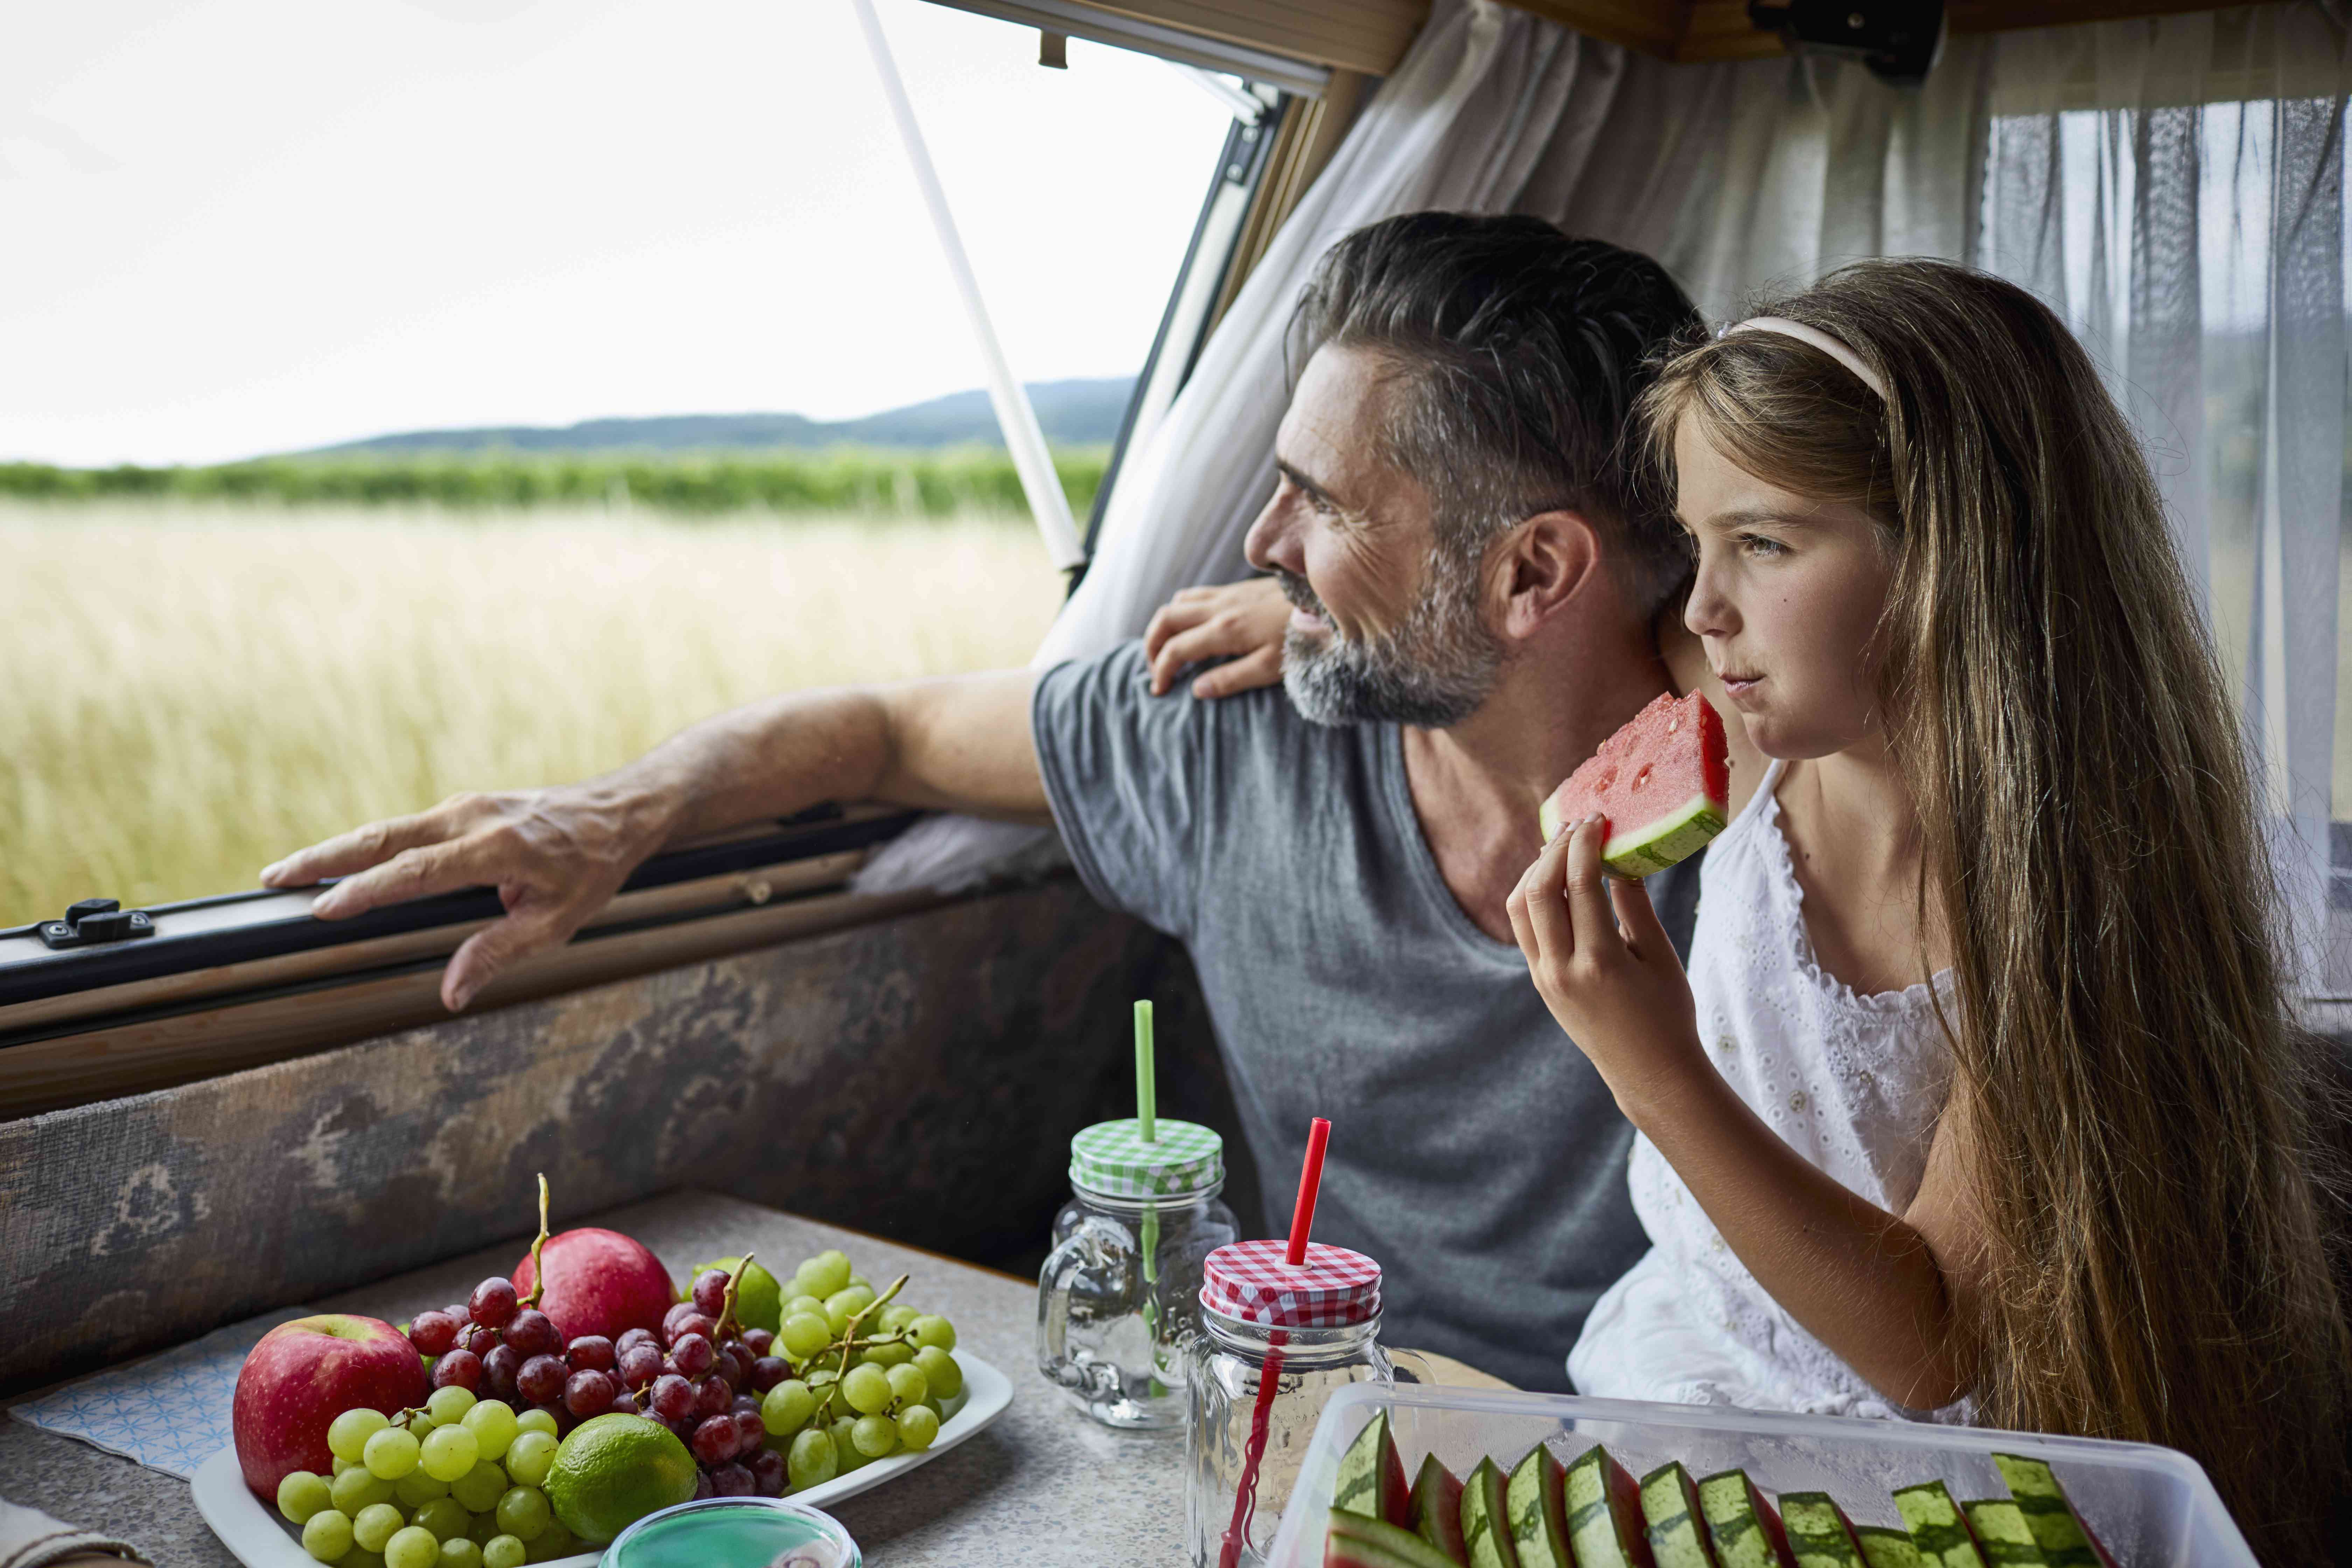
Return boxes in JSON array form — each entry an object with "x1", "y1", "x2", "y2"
[
  {"x1": 1135, "y1": 999, "x2": 1157, "y2": 1143},
  {"x1": 1135, "y1": 998, "x2": 1164, "y2": 1397}
]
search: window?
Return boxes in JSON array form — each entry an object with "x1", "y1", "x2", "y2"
[{"x1": 1, "y1": 1, "x2": 1242, "y2": 929}]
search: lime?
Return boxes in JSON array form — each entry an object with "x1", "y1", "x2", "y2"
[
  {"x1": 545, "y1": 1414, "x2": 696, "y2": 1544},
  {"x1": 689, "y1": 1255, "x2": 783, "y2": 1333}
]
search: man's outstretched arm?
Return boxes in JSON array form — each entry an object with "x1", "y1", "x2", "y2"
[{"x1": 259, "y1": 669, "x2": 1048, "y2": 1011}]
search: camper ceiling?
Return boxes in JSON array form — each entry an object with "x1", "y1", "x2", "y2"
[{"x1": 923, "y1": 1, "x2": 2242, "y2": 79}]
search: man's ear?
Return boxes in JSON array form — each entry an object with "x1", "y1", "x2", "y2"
[{"x1": 1493, "y1": 508, "x2": 1603, "y2": 640}]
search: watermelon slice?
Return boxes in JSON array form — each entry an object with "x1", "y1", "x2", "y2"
[
  {"x1": 1780, "y1": 1494, "x2": 1868, "y2": 1568},
  {"x1": 1854, "y1": 1527, "x2": 1926, "y2": 1568},
  {"x1": 1537, "y1": 690, "x2": 1730, "y2": 877},
  {"x1": 1410, "y1": 1454, "x2": 1469, "y2": 1565},
  {"x1": 1641, "y1": 1461, "x2": 1721, "y2": 1568},
  {"x1": 1329, "y1": 1508, "x2": 1478, "y2": 1568},
  {"x1": 1506, "y1": 1445, "x2": 1573, "y2": 1568},
  {"x1": 1460, "y1": 1457, "x2": 1523, "y2": 1568},
  {"x1": 1989, "y1": 1456, "x2": 2117, "y2": 1568},
  {"x1": 1337, "y1": 1412, "x2": 1412, "y2": 1528},
  {"x1": 1893, "y1": 1482, "x2": 1987, "y2": 1568},
  {"x1": 1566, "y1": 1444, "x2": 1657, "y2": 1567},
  {"x1": 1959, "y1": 1501, "x2": 2046, "y2": 1567},
  {"x1": 1698, "y1": 1470, "x2": 1797, "y2": 1568}
]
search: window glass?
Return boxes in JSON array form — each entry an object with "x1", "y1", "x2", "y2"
[{"x1": 1, "y1": 1, "x2": 1235, "y2": 922}]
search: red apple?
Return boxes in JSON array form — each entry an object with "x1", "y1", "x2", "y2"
[
  {"x1": 233, "y1": 1314, "x2": 427, "y2": 1498},
  {"x1": 512, "y1": 1228, "x2": 673, "y2": 1344}
]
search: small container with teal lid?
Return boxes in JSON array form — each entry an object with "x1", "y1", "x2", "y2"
[{"x1": 1036, "y1": 1002, "x2": 1239, "y2": 1429}]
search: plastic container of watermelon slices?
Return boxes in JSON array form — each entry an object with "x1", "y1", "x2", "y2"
[{"x1": 1262, "y1": 1383, "x2": 2256, "y2": 1567}]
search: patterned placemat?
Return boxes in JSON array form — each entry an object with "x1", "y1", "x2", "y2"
[{"x1": 7, "y1": 1306, "x2": 311, "y2": 1479}]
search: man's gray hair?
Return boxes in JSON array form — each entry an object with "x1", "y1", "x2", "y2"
[{"x1": 1289, "y1": 213, "x2": 1703, "y2": 615}]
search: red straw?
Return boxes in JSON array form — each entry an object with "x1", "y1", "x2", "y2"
[
  {"x1": 1221, "y1": 1117, "x2": 1332, "y2": 1568},
  {"x1": 1286, "y1": 1117, "x2": 1330, "y2": 1266}
]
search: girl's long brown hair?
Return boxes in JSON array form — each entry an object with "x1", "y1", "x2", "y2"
[{"x1": 1640, "y1": 260, "x2": 2350, "y2": 1560}]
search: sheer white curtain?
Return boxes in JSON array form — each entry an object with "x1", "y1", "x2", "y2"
[
  {"x1": 1976, "y1": 5, "x2": 2352, "y2": 989},
  {"x1": 858, "y1": 0, "x2": 2000, "y2": 893}
]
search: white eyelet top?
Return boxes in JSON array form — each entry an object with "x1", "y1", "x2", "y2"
[{"x1": 1566, "y1": 759, "x2": 1971, "y2": 1422}]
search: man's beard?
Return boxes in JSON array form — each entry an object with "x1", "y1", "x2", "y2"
[{"x1": 1278, "y1": 561, "x2": 1503, "y2": 729}]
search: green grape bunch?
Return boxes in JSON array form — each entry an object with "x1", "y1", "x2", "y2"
[
  {"x1": 280, "y1": 1394, "x2": 573, "y2": 1564},
  {"x1": 751, "y1": 1249, "x2": 964, "y2": 1493}
]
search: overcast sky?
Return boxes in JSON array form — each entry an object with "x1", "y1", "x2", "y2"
[{"x1": 1, "y1": 1, "x2": 1235, "y2": 466}]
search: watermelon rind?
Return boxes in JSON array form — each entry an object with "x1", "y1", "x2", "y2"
[
  {"x1": 1336, "y1": 1412, "x2": 1410, "y2": 1527},
  {"x1": 1641, "y1": 1461, "x2": 1720, "y2": 1568},
  {"x1": 1538, "y1": 792, "x2": 1726, "y2": 878},
  {"x1": 1565, "y1": 1444, "x2": 1652, "y2": 1567},
  {"x1": 1460, "y1": 1457, "x2": 1523, "y2": 1568},
  {"x1": 1698, "y1": 1471, "x2": 1794, "y2": 1568},
  {"x1": 1894, "y1": 1482, "x2": 1987, "y2": 1568},
  {"x1": 1329, "y1": 1507, "x2": 1479, "y2": 1568},
  {"x1": 1988, "y1": 1456, "x2": 2104, "y2": 1568},
  {"x1": 1779, "y1": 1493, "x2": 1865, "y2": 1568},
  {"x1": 1959, "y1": 1501, "x2": 2046, "y2": 1568},
  {"x1": 1410, "y1": 1454, "x2": 1468, "y2": 1566},
  {"x1": 1506, "y1": 1446, "x2": 1573, "y2": 1568},
  {"x1": 1855, "y1": 1527, "x2": 1926, "y2": 1568}
]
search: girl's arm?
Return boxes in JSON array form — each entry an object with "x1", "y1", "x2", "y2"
[{"x1": 1506, "y1": 817, "x2": 1990, "y2": 1410}]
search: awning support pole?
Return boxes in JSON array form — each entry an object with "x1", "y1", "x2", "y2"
[{"x1": 851, "y1": 0, "x2": 1087, "y2": 572}]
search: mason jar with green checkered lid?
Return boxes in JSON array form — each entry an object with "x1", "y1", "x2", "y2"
[{"x1": 1036, "y1": 1116, "x2": 1238, "y2": 1430}]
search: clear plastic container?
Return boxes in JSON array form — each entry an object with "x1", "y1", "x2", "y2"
[
  {"x1": 1263, "y1": 1382, "x2": 2257, "y2": 1568},
  {"x1": 1037, "y1": 1116, "x2": 1238, "y2": 1429}
]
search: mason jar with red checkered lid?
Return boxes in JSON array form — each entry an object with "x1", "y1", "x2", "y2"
[{"x1": 1184, "y1": 1239, "x2": 1428, "y2": 1568}]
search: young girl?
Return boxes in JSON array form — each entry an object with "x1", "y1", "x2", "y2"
[{"x1": 1503, "y1": 260, "x2": 2350, "y2": 1559}]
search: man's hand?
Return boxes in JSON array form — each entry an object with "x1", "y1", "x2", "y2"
[
  {"x1": 1143, "y1": 577, "x2": 1290, "y2": 699},
  {"x1": 257, "y1": 670, "x2": 1048, "y2": 1014},
  {"x1": 261, "y1": 780, "x2": 673, "y2": 1013},
  {"x1": 1503, "y1": 814, "x2": 1705, "y2": 1118}
]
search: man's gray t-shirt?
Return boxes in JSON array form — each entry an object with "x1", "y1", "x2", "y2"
[{"x1": 1032, "y1": 641, "x2": 1701, "y2": 1393}]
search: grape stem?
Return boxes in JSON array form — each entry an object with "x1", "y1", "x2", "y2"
[
  {"x1": 522, "y1": 1173, "x2": 552, "y2": 1309},
  {"x1": 803, "y1": 1274, "x2": 913, "y2": 1427},
  {"x1": 715, "y1": 1251, "x2": 756, "y2": 1343}
]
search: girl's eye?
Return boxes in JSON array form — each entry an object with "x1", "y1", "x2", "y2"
[{"x1": 1737, "y1": 532, "x2": 1788, "y2": 559}]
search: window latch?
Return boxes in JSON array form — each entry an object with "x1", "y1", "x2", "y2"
[{"x1": 37, "y1": 897, "x2": 155, "y2": 950}]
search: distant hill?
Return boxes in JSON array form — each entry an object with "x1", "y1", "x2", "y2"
[{"x1": 313, "y1": 377, "x2": 1134, "y2": 455}]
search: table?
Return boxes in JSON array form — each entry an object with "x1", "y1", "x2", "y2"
[
  {"x1": 3, "y1": 1191, "x2": 1187, "y2": 1567},
  {"x1": 4, "y1": 1190, "x2": 1510, "y2": 1567}
]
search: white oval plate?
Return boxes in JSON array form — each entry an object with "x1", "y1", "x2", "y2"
[{"x1": 191, "y1": 1351, "x2": 1012, "y2": 1566}]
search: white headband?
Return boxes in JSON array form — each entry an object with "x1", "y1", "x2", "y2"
[{"x1": 1724, "y1": 316, "x2": 1887, "y2": 401}]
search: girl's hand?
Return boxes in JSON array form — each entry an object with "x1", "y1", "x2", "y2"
[
  {"x1": 1142, "y1": 577, "x2": 1290, "y2": 699},
  {"x1": 1505, "y1": 815, "x2": 1706, "y2": 1117}
]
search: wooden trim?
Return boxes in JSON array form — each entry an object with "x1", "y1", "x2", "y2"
[
  {"x1": 1508, "y1": 0, "x2": 1691, "y2": 58},
  {"x1": 1080, "y1": 0, "x2": 1426, "y2": 74},
  {"x1": 1518, "y1": 1, "x2": 2266, "y2": 63},
  {"x1": 0, "y1": 884, "x2": 945, "y2": 1119},
  {"x1": 1202, "y1": 70, "x2": 1372, "y2": 341},
  {"x1": 938, "y1": 0, "x2": 2289, "y2": 77}
]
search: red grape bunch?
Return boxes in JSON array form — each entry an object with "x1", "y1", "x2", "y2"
[
  {"x1": 400, "y1": 1275, "x2": 621, "y2": 1435},
  {"x1": 398, "y1": 1174, "x2": 627, "y2": 1438},
  {"x1": 612, "y1": 1260, "x2": 789, "y2": 1499}
]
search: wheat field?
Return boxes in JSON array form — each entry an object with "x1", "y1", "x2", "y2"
[{"x1": 0, "y1": 502, "x2": 1066, "y2": 924}]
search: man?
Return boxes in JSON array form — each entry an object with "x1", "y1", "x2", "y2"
[{"x1": 264, "y1": 213, "x2": 1725, "y2": 1390}]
